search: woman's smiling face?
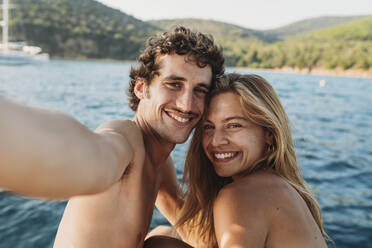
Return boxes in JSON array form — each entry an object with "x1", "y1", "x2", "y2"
[{"x1": 202, "y1": 92, "x2": 270, "y2": 180}]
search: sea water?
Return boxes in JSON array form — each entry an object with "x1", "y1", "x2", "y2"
[{"x1": 0, "y1": 60, "x2": 371, "y2": 247}]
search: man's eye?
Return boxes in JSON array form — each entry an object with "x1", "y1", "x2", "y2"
[
  {"x1": 194, "y1": 88, "x2": 208, "y2": 95},
  {"x1": 166, "y1": 82, "x2": 181, "y2": 89}
]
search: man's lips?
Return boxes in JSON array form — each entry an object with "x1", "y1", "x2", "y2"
[
  {"x1": 164, "y1": 109, "x2": 199, "y2": 125},
  {"x1": 168, "y1": 112, "x2": 190, "y2": 123}
]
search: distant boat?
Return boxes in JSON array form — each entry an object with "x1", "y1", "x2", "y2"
[{"x1": 0, "y1": 0, "x2": 49, "y2": 65}]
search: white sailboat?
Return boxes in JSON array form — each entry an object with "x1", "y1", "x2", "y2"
[{"x1": 0, "y1": 0, "x2": 48, "y2": 65}]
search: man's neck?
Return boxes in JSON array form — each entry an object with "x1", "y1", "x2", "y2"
[{"x1": 134, "y1": 115, "x2": 175, "y2": 171}]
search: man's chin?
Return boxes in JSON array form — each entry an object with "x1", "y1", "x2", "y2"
[
  {"x1": 163, "y1": 130, "x2": 192, "y2": 144},
  {"x1": 173, "y1": 137, "x2": 189, "y2": 144}
]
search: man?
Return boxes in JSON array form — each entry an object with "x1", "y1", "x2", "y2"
[{"x1": 0, "y1": 27, "x2": 224, "y2": 247}]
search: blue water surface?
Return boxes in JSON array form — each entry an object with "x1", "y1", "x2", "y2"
[{"x1": 0, "y1": 60, "x2": 371, "y2": 247}]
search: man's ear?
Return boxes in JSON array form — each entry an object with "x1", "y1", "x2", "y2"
[
  {"x1": 265, "y1": 131, "x2": 273, "y2": 146},
  {"x1": 134, "y1": 78, "x2": 147, "y2": 99}
]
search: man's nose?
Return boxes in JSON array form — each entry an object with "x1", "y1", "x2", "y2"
[{"x1": 176, "y1": 90, "x2": 193, "y2": 113}]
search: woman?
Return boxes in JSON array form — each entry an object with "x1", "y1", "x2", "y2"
[{"x1": 150, "y1": 73, "x2": 329, "y2": 248}]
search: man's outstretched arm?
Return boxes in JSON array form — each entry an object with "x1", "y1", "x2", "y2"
[{"x1": 0, "y1": 96, "x2": 134, "y2": 199}]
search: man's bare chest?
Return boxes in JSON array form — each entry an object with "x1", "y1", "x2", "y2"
[{"x1": 57, "y1": 159, "x2": 161, "y2": 248}]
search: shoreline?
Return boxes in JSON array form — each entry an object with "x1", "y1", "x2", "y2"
[
  {"x1": 49, "y1": 57, "x2": 372, "y2": 79},
  {"x1": 237, "y1": 66, "x2": 372, "y2": 79}
]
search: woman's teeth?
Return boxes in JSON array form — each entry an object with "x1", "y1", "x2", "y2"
[{"x1": 214, "y1": 152, "x2": 235, "y2": 159}]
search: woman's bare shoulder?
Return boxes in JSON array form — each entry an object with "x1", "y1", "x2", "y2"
[
  {"x1": 214, "y1": 171, "x2": 326, "y2": 248},
  {"x1": 212, "y1": 172, "x2": 278, "y2": 247},
  {"x1": 214, "y1": 171, "x2": 298, "y2": 218}
]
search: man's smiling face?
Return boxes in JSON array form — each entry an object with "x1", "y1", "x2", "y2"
[{"x1": 135, "y1": 53, "x2": 212, "y2": 144}]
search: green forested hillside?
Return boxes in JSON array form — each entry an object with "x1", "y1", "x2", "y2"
[
  {"x1": 1, "y1": 0, "x2": 371, "y2": 73},
  {"x1": 302, "y1": 15, "x2": 372, "y2": 41},
  {"x1": 265, "y1": 15, "x2": 366, "y2": 39},
  {"x1": 149, "y1": 18, "x2": 276, "y2": 65},
  {"x1": 150, "y1": 16, "x2": 367, "y2": 43},
  {"x1": 150, "y1": 16, "x2": 372, "y2": 72},
  {"x1": 2, "y1": 0, "x2": 161, "y2": 59},
  {"x1": 229, "y1": 15, "x2": 372, "y2": 71},
  {"x1": 149, "y1": 18, "x2": 276, "y2": 43}
]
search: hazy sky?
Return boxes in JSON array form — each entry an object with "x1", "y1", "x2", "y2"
[{"x1": 97, "y1": 0, "x2": 371, "y2": 30}]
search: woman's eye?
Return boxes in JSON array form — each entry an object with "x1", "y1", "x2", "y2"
[
  {"x1": 227, "y1": 123, "x2": 242, "y2": 129},
  {"x1": 203, "y1": 124, "x2": 214, "y2": 130}
]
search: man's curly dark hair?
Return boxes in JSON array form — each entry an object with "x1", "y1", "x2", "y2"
[{"x1": 128, "y1": 26, "x2": 225, "y2": 111}]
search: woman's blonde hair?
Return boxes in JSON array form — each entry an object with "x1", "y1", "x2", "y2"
[{"x1": 176, "y1": 73, "x2": 328, "y2": 247}]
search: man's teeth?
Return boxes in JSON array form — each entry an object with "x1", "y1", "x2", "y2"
[
  {"x1": 169, "y1": 113, "x2": 190, "y2": 123},
  {"x1": 214, "y1": 152, "x2": 235, "y2": 159}
]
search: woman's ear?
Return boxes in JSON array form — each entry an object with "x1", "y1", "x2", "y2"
[
  {"x1": 265, "y1": 131, "x2": 273, "y2": 146},
  {"x1": 134, "y1": 78, "x2": 147, "y2": 99}
]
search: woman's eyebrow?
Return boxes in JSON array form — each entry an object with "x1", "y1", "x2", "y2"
[
  {"x1": 203, "y1": 116, "x2": 247, "y2": 124},
  {"x1": 223, "y1": 116, "x2": 248, "y2": 123}
]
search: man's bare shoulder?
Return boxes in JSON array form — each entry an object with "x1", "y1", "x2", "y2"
[
  {"x1": 96, "y1": 120, "x2": 140, "y2": 135},
  {"x1": 96, "y1": 120, "x2": 143, "y2": 147},
  {"x1": 92, "y1": 120, "x2": 146, "y2": 180}
]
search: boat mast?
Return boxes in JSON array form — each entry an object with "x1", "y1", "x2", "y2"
[{"x1": 2, "y1": 0, "x2": 8, "y2": 51}]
